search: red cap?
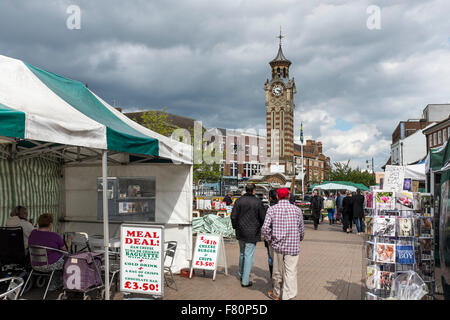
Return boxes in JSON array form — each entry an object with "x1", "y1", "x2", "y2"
[{"x1": 277, "y1": 188, "x2": 289, "y2": 200}]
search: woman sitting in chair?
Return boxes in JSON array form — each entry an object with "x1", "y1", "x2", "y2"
[{"x1": 28, "y1": 214, "x2": 71, "y2": 284}]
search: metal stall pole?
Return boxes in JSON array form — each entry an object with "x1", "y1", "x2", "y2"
[{"x1": 102, "y1": 150, "x2": 110, "y2": 300}]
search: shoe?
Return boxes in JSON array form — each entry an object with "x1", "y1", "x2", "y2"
[
  {"x1": 267, "y1": 291, "x2": 280, "y2": 300},
  {"x1": 241, "y1": 281, "x2": 253, "y2": 288},
  {"x1": 346, "y1": 229, "x2": 350, "y2": 234}
]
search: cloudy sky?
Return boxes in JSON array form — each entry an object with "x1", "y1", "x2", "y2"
[{"x1": 1, "y1": 0, "x2": 450, "y2": 170}]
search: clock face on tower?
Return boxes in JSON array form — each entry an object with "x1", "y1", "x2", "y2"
[{"x1": 272, "y1": 85, "x2": 283, "y2": 96}]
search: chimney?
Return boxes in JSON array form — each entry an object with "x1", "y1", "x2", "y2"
[{"x1": 317, "y1": 142, "x2": 322, "y2": 154}]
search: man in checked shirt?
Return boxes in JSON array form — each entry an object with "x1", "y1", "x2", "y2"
[{"x1": 262, "y1": 188, "x2": 305, "y2": 300}]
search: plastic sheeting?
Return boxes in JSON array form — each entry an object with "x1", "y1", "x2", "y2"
[{"x1": 192, "y1": 214, "x2": 236, "y2": 238}]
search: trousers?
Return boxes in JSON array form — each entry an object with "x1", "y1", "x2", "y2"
[
  {"x1": 238, "y1": 241, "x2": 256, "y2": 285},
  {"x1": 271, "y1": 248, "x2": 299, "y2": 300}
]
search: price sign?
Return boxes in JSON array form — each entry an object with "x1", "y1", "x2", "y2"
[
  {"x1": 190, "y1": 233, "x2": 228, "y2": 280},
  {"x1": 120, "y1": 224, "x2": 164, "y2": 297}
]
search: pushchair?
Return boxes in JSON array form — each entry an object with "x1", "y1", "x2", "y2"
[{"x1": 57, "y1": 251, "x2": 105, "y2": 300}]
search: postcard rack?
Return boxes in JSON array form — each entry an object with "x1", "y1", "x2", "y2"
[{"x1": 363, "y1": 191, "x2": 435, "y2": 300}]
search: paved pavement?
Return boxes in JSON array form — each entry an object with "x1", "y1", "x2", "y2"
[{"x1": 21, "y1": 220, "x2": 365, "y2": 300}]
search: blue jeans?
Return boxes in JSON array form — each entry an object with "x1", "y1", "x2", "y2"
[
  {"x1": 327, "y1": 209, "x2": 335, "y2": 222},
  {"x1": 238, "y1": 241, "x2": 256, "y2": 285},
  {"x1": 354, "y1": 217, "x2": 364, "y2": 233}
]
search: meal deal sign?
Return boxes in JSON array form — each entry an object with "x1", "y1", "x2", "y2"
[
  {"x1": 120, "y1": 224, "x2": 164, "y2": 297},
  {"x1": 190, "y1": 233, "x2": 221, "y2": 271}
]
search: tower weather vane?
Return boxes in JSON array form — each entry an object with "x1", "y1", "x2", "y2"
[{"x1": 277, "y1": 26, "x2": 284, "y2": 46}]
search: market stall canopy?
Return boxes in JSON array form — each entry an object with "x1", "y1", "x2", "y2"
[
  {"x1": 426, "y1": 140, "x2": 449, "y2": 173},
  {"x1": 0, "y1": 54, "x2": 192, "y2": 164},
  {"x1": 313, "y1": 181, "x2": 370, "y2": 192},
  {"x1": 404, "y1": 163, "x2": 426, "y2": 180},
  {"x1": 313, "y1": 182, "x2": 357, "y2": 192}
]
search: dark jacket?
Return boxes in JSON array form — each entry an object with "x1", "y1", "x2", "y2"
[
  {"x1": 352, "y1": 193, "x2": 365, "y2": 218},
  {"x1": 310, "y1": 195, "x2": 323, "y2": 218},
  {"x1": 231, "y1": 193, "x2": 266, "y2": 243},
  {"x1": 342, "y1": 196, "x2": 353, "y2": 216}
]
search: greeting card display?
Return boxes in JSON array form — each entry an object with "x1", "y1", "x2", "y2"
[
  {"x1": 365, "y1": 193, "x2": 374, "y2": 209},
  {"x1": 374, "y1": 217, "x2": 396, "y2": 237},
  {"x1": 397, "y1": 218, "x2": 414, "y2": 237},
  {"x1": 419, "y1": 239, "x2": 432, "y2": 260},
  {"x1": 375, "y1": 191, "x2": 395, "y2": 210},
  {"x1": 396, "y1": 244, "x2": 415, "y2": 265},
  {"x1": 375, "y1": 243, "x2": 396, "y2": 264},
  {"x1": 396, "y1": 191, "x2": 414, "y2": 210},
  {"x1": 365, "y1": 241, "x2": 374, "y2": 261},
  {"x1": 419, "y1": 218, "x2": 433, "y2": 238},
  {"x1": 379, "y1": 271, "x2": 395, "y2": 290},
  {"x1": 366, "y1": 265, "x2": 379, "y2": 290},
  {"x1": 403, "y1": 178, "x2": 412, "y2": 191},
  {"x1": 419, "y1": 194, "x2": 432, "y2": 211},
  {"x1": 364, "y1": 191, "x2": 435, "y2": 299},
  {"x1": 365, "y1": 217, "x2": 373, "y2": 235}
]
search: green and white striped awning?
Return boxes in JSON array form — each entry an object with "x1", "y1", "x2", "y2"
[{"x1": 0, "y1": 54, "x2": 192, "y2": 164}]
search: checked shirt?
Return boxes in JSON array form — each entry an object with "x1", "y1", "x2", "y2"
[{"x1": 262, "y1": 199, "x2": 305, "y2": 256}]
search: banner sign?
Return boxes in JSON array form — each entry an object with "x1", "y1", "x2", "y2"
[
  {"x1": 384, "y1": 165, "x2": 406, "y2": 192},
  {"x1": 190, "y1": 233, "x2": 227, "y2": 280},
  {"x1": 120, "y1": 224, "x2": 164, "y2": 297}
]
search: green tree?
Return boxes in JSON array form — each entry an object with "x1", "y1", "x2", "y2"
[
  {"x1": 136, "y1": 108, "x2": 222, "y2": 184},
  {"x1": 327, "y1": 160, "x2": 376, "y2": 187},
  {"x1": 135, "y1": 107, "x2": 177, "y2": 137}
]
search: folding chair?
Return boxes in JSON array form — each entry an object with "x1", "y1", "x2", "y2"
[
  {"x1": 0, "y1": 276, "x2": 24, "y2": 300},
  {"x1": 21, "y1": 245, "x2": 68, "y2": 300},
  {"x1": 164, "y1": 241, "x2": 178, "y2": 291},
  {"x1": 64, "y1": 232, "x2": 91, "y2": 253}
]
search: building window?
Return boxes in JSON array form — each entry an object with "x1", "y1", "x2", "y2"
[
  {"x1": 272, "y1": 112, "x2": 275, "y2": 130},
  {"x1": 230, "y1": 162, "x2": 238, "y2": 177},
  {"x1": 281, "y1": 111, "x2": 284, "y2": 130},
  {"x1": 445, "y1": 129, "x2": 448, "y2": 142},
  {"x1": 245, "y1": 145, "x2": 249, "y2": 156},
  {"x1": 438, "y1": 131, "x2": 442, "y2": 144},
  {"x1": 281, "y1": 139, "x2": 284, "y2": 156},
  {"x1": 232, "y1": 144, "x2": 238, "y2": 155},
  {"x1": 434, "y1": 133, "x2": 437, "y2": 146},
  {"x1": 429, "y1": 135, "x2": 432, "y2": 147}
]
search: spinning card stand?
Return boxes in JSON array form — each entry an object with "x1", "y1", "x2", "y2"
[{"x1": 363, "y1": 191, "x2": 435, "y2": 300}]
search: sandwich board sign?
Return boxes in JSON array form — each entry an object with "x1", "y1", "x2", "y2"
[
  {"x1": 120, "y1": 224, "x2": 165, "y2": 297},
  {"x1": 190, "y1": 233, "x2": 228, "y2": 280}
]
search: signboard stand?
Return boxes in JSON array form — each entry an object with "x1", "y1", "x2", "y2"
[
  {"x1": 120, "y1": 224, "x2": 165, "y2": 298},
  {"x1": 189, "y1": 233, "x2": 228, "y2": 281}
]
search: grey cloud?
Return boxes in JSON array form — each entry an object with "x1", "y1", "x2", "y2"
[{"x1": 1, "y1": 0, "x2": 450, "y2": 171}]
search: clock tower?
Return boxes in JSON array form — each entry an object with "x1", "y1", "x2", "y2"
[{"x1": 265, "y1": 30, "x2": 296, "y2": 175}]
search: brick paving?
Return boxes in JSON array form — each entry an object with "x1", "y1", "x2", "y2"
[
  {"x1": 21, "y1": 220, "x2": 365, "y2": 300},
  {"x1": 161, "y1": 220, "x2": 365, "y2": 300}
]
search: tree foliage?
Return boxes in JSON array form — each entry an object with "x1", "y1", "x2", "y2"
[
  {"x1": 327, "y1": 160, "x2": 376, "y2": 187},
  {"x1": 136, "y1": 108, "x2": 222, "y2": 183},
  {"x1": 136, "y1": 107, "x2": 177, "y2": 137}
]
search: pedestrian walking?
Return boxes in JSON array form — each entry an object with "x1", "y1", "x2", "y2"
[
  {"x1": 264, "y1": 189, "x2": 278, "y2": 278},
  {"x1": 352, "y1": 189, "x2": 365, "y2": 234},
  {"x1": 231, "y1": 183, "x2": 266, "y2": 287},
  {"x1": 342, "y1": 190, "x2": 354, "y2": 233},
  {"x1": 335, "y1": 191, "x2": 344, "y2": 224},
  {"x1": 262, "y1": 188, "x2": 305, "y2": 300},
  {"x1": 325, "y1": 193, "x2": 335, "y2": 225},
  {"x1": 310, "y1": 190, "x2": 323, "y2": 230}
]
